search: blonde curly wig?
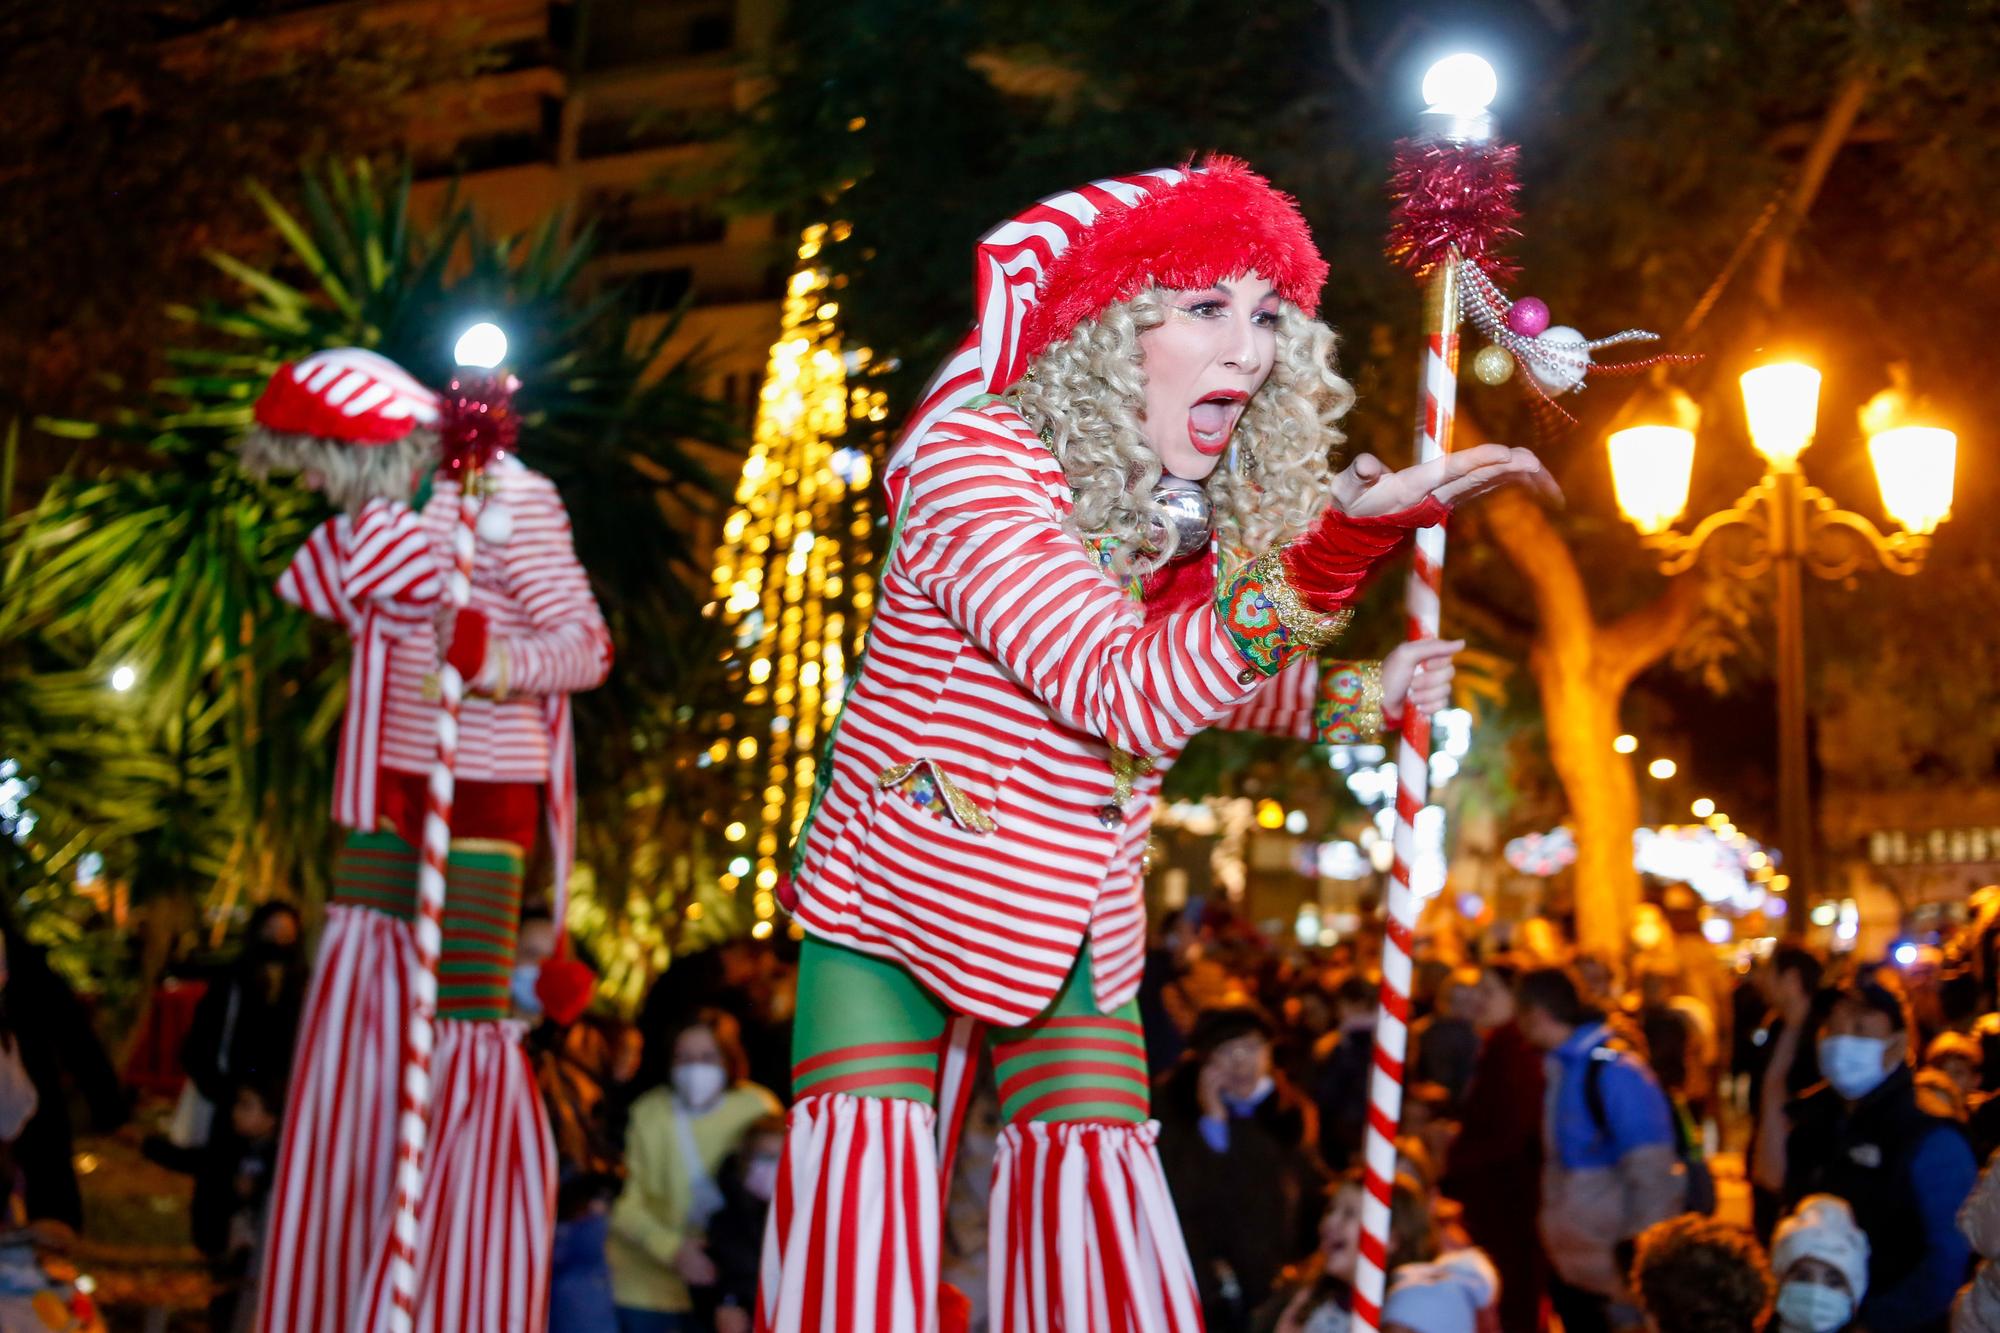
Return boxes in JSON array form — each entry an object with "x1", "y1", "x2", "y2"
[
  {"x1": 1004, "y1": 290, "x2": 1355, "y2": 578},
  {"x1": 238, "y1": 426, "x2": 440, "y2": 514}
]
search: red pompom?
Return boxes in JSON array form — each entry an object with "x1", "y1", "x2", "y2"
[
  {"x1": 1386, "y1": 138, "x2": 1522, "y2": 281},
  {"x1": 1020, "y1": 156, "x2": 1329, "y2": 364},
  {"x1": 536, "y1": 956, "x2": 597, "y2": 1027},
  {"x1": 446, "y1": 607, "x2": 489, "y2": 683}
]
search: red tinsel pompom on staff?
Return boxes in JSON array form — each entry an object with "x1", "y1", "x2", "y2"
[
  {"x1": 437, "y1": 371, "x2": 521, "y2": 478},
  {"x1": 1385, "y1": 138, "x2": 1523, "y2": 281}
]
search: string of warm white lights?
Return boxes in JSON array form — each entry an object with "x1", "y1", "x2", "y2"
[{"x1": 707, "y1": 223, "x2": 889, "y2": 936}]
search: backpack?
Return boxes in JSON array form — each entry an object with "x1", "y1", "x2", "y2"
[{"x1": 1582, "y1": 1038, "x2": 1716, "y2": 1216}]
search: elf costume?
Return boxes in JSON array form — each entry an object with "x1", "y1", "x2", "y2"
[
  {"x1": 241, "y1": 348, "x2": 612, "y2": 1333},
  {"x1": 761, "y1": 161, "x2": 1428, "y2": 1332}
]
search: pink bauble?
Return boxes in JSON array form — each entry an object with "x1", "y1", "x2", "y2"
[{"x1": 1506, "y1": 297, "x2": 1551, "y2": 338}]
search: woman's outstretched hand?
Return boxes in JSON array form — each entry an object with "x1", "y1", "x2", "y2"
[{"x1": 1334, "y1": 444, "x2": 1561, "y2": 518}]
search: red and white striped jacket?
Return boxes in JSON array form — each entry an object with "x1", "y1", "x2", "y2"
[
  {"x1": 792, "y1": 402, "x2": 1358, "y2": 1027},
  {"x1": 277, "y1": 456, "x2": 611, "y2": 895}
]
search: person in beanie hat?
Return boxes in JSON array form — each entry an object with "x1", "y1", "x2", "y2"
[
  {"x1": 238, "y1": 346, "x2": 612, "y2": 1332},
  {"x1": 761, "y1": 158, "x2": 1554, "y2": 1332},
  {"x1": 1770, "y1": 1195, "x2": 1868, "y2": 1333}
]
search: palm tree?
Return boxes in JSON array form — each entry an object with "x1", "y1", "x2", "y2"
[{"x1": 1, "y1": 160, "x2": 740, "y2": 987}]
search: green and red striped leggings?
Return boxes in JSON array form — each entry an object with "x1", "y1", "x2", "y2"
[{"x1": 790, "y1": 937, "x2": 1149, "y2": 1126}]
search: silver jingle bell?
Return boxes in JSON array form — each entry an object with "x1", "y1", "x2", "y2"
[{"x1": 1150, "y1": 474, "x2": 1214, "y2": 564}]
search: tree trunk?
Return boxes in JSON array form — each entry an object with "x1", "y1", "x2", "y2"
[{"x1": 1469, "y1": 422, "x2": 1703, "y2": 954}]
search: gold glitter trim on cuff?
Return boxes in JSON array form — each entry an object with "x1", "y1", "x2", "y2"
[
  {"x1": 1109, "y1": 748, "x2": 1156, "y2": 807},
  {"x1": 1249, "y1": 549, "x2": 1352, "y2": 650},
  {"x1": 877, "y1": 760, "x2": 998, "y2": 834},
  {"x1": 1356, "y1": 659, "x2": 1386, "y2": 743}
]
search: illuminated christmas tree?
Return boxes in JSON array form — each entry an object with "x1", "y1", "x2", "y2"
[{"x1": 707, "y1": 223, "x2": 889, "y2": 937}]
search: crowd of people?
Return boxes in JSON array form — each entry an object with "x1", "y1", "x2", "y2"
[{"x1": 16, "y1": 880, "x2": 2000, "y2": 1333}]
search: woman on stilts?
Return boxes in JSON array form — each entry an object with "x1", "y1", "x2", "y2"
[{"x1": 759, "y1": 159, "x2": 1554, "y2": 1332}]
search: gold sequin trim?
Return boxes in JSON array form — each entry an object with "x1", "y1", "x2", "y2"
[
  {"x1": 877, "y1": 760, "x2": 998, "y2": 834},
  {"x1": 1109, "y1": 748, "x2": 1156, "y2": 807},
  {"x1": 1356, "y1": 659, "x2": 1386, "y2": 744},
  {"x1": 1248, "y1": 550, "x2": 1353, "y2": 650}
]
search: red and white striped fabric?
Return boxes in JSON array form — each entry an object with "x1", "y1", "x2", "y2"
[
  {"x1": 758, "y1": 1094, "x2": 943, "y2": 1333},
  {"x1": 988, "y1": 1120, "x2": 1202, "y2": 1333},
  {"x1": 791, "y1": 402, "x2": 1294, "y2": 1028},
  {"x1": 258, "y1": 906, "x2": 414, "y2": 1333},
  {"x1": 256, "y1": 908, "x2": 554, "y2": 1333},
  {"x1": 889, "y1": 170, "x2": 1187, "y2": 476},
  {"x1": 256, "y1": 348, "x2": 443, "y2": 443},
  {"x1": 357, "y1": 1020, "x2": 556, "y2": 1333},
  {"x1": 276, "y1": 456, "x2": 611, "y2": 909}
]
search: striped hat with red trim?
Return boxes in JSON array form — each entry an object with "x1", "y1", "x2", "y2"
[
  {"x1": 891, "y1": 156, "x2": 1327, "y2": 473},
  {"x1": 253, "y1": 347, "x2": 442, "y2": 445}
]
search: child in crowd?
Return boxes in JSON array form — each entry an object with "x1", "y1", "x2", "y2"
[
  {"x1": 1630, "y1": 1214, "x2": 1774, "y2": 1333},
  {"x1": 1769, "y1": 1196, "x2": 1868, "y2": 1333},
  {"x1": 696, "y1": 1114, "x2": 785, "y2": 1333}
]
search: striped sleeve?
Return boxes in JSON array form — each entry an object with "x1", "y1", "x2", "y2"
[
  {"x1": 342, "y1": 499, "x2": 445, "y2": 609},
  {"x1": 1214, "y1": 656, "x2": 1386, "y2": 743},
  {"x1": 897, "y1": 419, "x2": 1263, "y2": 759},
  {"x1": 1212, "y1": 658, "x2": 1321, "y2": 740},
  {"x1": 275, "y1": 517, "x2": 359, "y2": 630},
  {"x1": 488, "y1": 472, "x2": 612, "y2": 697}
]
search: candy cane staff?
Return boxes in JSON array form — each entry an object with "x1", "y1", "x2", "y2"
[
  {"x1": 237, "y1": 343, "x2": 613, "y2": 1333},
  {"x1": 757, "y1": 157, "x2": 1555, "y2": 1333}
]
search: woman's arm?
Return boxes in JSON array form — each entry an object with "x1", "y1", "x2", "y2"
[{"x1": 482, "y1": 471, "x2": 612, "y2": 698}]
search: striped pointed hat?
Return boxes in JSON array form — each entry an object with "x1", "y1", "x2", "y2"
[
  {"x1": 890, "y1": 156, "x2": 1327, "y2": 474},
  {"x1": 253, "y1": 347, "x2": 442, "y2": 444}
]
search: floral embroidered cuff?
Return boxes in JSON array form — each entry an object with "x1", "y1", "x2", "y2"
[
  {"x1": 1216, "y1": 550, "x2": 1353, "y2": 677},
  {"x1": 1314, "y1": 659, "x2": 1386, "y2": 744}
]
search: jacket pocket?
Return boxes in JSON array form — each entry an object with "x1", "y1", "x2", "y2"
[{"x1": 875, "y1": 758, "x2": 998, "y2": 834}]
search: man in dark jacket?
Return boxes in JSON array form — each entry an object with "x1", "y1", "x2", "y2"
[
  {"x1": 1785, "y1": 973, "x2": 1974, "y2": 1333},
  {"x1": 1748, "y1": 944, "x2": 1823, "y2": 1243},
  {"x1": 1159, "y1": 1006, "x2": 1326, "y2": 1333},
  {"x1": 1443, "y1": 955, "x2": 1547, "y2": 1333}
]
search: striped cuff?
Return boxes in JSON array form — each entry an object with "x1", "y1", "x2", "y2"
[
  {"x1": 1314, "y1": 659, "x2": 1385, "y2": 744},
  {"x1": 1215, "y1": 550, "x2": 1353, "y2": 678}
]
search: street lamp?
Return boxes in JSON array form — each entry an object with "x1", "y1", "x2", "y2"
[{"x1": 1607, "y1": 359, "x2": 1958, "y2": 920}]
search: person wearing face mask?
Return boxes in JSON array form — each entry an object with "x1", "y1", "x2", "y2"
[
  {"x1": 1159, "y1": 1005, "x2": 1325, "y2": 1329},
  {"x1": 609, "y1": 1010, "x2": 780, "y2": 1331},
  {"x1": 1785, "y1": 974, "x2": 1975, "y2": 1332},
  {"x1": 1769, "y1": 1195, "x2": 1869, "y2": 1333},
  {"x1": 183, "y1": 902, "x2": 307, "y2": 1307},
  {"x1": 761, "y1": 157, "x2": 1556, "y2": 1332},
  {"x1": 697, "y1": 1116, "x2": 787, "y2": 1333}
]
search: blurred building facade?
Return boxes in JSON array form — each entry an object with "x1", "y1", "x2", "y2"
[{"x1": 248, "y1": 0, "x2": 785, "y2": 429}]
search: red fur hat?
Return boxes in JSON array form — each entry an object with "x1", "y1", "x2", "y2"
[
  {"x1": 1019, "y1": 156, "x2": 1327, "y2": 365},
  {"x1": 892, "y1": 157, "x2": 1327, "y2": 475}
]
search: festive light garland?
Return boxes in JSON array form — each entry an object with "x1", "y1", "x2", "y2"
[{"x1": 708, "y1": 224, "x2": 888, "y2": 931}]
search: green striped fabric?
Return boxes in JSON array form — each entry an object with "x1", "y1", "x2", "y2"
[
  {"x1": 438, "y1": 845, "x2": 525, "y2": 1021},
  {"x1": 331, "y1": 831, "x2": 420, "y2": 920}
]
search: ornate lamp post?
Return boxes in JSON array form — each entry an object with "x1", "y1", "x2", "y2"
[{"x1": 1607, "y1": 362, "x2": 1957, "y2": 923}]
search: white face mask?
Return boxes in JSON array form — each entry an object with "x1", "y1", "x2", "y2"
[
  {"x1": 1776, "y1": 1280, "x2": 1853, "y2": 1333},
  {"x1": 673, "y1": 1061, "x2": 728, "y2": 1109},
  {"x1": 1819, "y1": 1034, "x2": 1894, "y2": 1101}
]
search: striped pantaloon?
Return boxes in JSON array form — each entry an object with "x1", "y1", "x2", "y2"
[
  {"x1": 759, "y1": 939, "x2": 1201, "y2": 1333},
  {"x1": 256, "y1": 830, "x2": 556, "y2": 1333}
]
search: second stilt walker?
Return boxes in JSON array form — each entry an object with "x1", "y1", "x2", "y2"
[
  {"x1": 239, "y1": 347, "x2": 613, "y2": 1332},
  {"x1": 759, "y1": 159, "x2": 1555, "y2": 1332}
]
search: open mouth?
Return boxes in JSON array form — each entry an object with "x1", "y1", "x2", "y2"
[{"x1": 1187, "y1": 389, "x2": 1249, "y2": 456}]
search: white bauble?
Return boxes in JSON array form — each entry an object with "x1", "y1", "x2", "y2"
[{"x1": 1527, "y1": 325, "x2": 1591, "y2": 394}]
